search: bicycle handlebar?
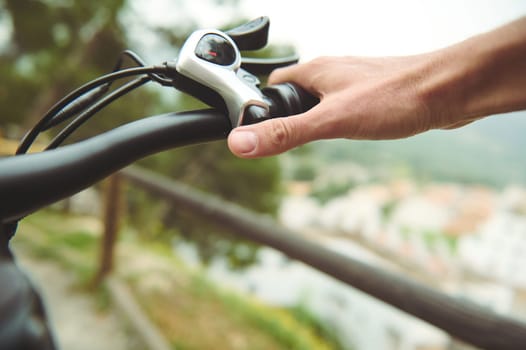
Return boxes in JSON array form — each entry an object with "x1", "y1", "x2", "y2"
[
  {"x1": 0, "y1": 76, "x2": 318, "y2": 224},
  {"x1": 0, "y1": 16, "x2": 322, "y2": 224},
  {"x1": 0, "y1": 110, "x2": 229, "y2": 223}
]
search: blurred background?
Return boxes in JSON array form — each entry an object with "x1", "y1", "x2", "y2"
[{"x1": 1, "y1": 0, "x2": 526, "y2": 349}]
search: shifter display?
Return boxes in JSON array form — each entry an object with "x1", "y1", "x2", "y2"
[{"x1": 195, "y1": 34, "x2": 237, "y2": 66}]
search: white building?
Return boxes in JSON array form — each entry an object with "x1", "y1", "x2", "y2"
[{"x1": 458, "y1": 212, "x2": 526, "y2": 288}]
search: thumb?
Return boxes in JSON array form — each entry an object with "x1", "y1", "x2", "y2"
[{"x1": 228, "y1": 115, "x2": 313, "y2": 158}]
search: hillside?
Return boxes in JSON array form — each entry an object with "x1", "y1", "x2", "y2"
[
  {"x1": 310, "y1": 111, "x2": 526, "y2": 187},
  {"x1": 12, "y1": 211, "x2": 339, "y2": 350}
]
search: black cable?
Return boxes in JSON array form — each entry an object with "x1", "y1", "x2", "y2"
[
  {"x1": 41, "y1": 87, "x2": 109, "y2": 131},
  {"x1": 121, "y1": 50, "x2": 146, "y2": 66},
  {"x1": 16, "y1": 65, "x2": 168, "y2": 155},
  {"x1": 120, "y1": 50, "x2": 173, "y2": 86},
  {"x1": 42, "y1": 50, "x2": 167, "y2": 132},
  {"x1": 45, "y1": 76, "x2": 151, "y2": 150},
  {"x1": 41, "y1": 57, "x2": 128, "y2": 131}
]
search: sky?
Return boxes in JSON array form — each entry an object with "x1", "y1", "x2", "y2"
[
  {"x1": 238, "y1": 0, "x2": 526, "y2": 59},
  {"x1": 128, "y1": 0, "x2": 526, "y2": 61},
  {"x1": 2, "y1": 1, "x2": 525, "y2": 67}
]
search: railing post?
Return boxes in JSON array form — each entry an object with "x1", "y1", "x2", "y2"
[{"x1": 93, "y1": 173, "x2": 123, "y2": 286}]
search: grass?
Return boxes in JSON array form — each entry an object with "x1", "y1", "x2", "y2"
[
  {"x1": 14, "y1": 212, "x2": 100, "y2": 285},
  {"x1": 12, "y1": 210, "x2": 341, "y2": 350},
  {"x1": 120, "y1": 234, "x2": 335, "y2": 350}
]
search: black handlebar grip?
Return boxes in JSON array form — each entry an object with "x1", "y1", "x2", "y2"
[
  {"x1": 240, "y1": 83, "x2": 319, "y2": 126},
  {"x1": 262, "y1": 83, "x2": 319, "y2": 118},
  {"x1": 241, "y1": 105, "x2": 271, "y2": 125}
]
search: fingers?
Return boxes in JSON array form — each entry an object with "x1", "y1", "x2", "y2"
[
  {"x1": 440, "y1": 116, "x2": 480, "y2": 130},
  {"x1": 269, "y1": 57, "x2": 336, "y2": 95},
  {"x1": 229, "y1": 58, "x2": 335, "y2": 158},
  {"x1": 228, "y1": 112, "x2": 319, "y2": 158},
  {"x1": 268, "y1": 63, "x2": 313, "y2": 90},
  {"x1": 268, "y1": 65, "x2": 296, "y2": 85}
]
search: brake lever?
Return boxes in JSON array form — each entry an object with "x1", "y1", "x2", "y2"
[
  {"x1": 241, "y1": 55, "x2": 299, "y2": 75},
  {"x1": 225, "y1": 16, "x2": 270, "y2": 51}
]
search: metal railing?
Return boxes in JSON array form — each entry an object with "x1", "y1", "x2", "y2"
[{"x1": 96, "y1": 166, "x2": 526, "y2": 350}]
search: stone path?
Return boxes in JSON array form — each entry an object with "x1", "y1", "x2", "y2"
[{"x1": 16, "y1": 253, "x2": 138, "y2": 350}]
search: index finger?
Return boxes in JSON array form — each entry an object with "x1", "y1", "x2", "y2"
[{"x1": 268, "y1": 65, "x2": 299, "y2": 85}]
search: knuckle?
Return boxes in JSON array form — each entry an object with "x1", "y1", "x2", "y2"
[
  {"x1": 310, "y1": 56, "x2": 331, "y2": 66},
  {"x1": 268, "y1": 67, "x2": 287, "y2": 84},
  {"x1": 269, "y1": 119, "x2": 294, "y2": 148}
]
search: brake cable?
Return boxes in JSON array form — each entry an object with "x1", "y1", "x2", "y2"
[
  {"x1": 39, "y1": 50, "x2": 171, "y2": 133},
  {"x1": 45, "y1": 75, "x2": 151, "y2": 150},
  {"x1": 16, "y1": 65, "x2": 169, "y2": 154}
]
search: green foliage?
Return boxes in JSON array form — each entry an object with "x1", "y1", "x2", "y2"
[
  {"x1": 288, "y1": 303, "x2": 347, "y2": 350},
  {"x1": 52, "y1": 230, "x2": 96, "y2": 250},
  {"x1": 292, "y1": 161, "x2": 317, "y2": 181},
  {"x1": 311, "y1": 118, "x2": 526, "y2": 187},
  {"x1": 2, "y1": 1, "x2": 285, "y2": 269},
  {"x1": 420, "y1": 229, "x2": 458, "y2": 254},
  {"x1": 18, "y1": 211, "x2": 337, "y2": 349},
  {"x1": 310, "y1": 180, "x2": 356, "y2": 204},
  {"x1": 380, "y1": 200, "x2": 397, "y2": 222},
  {"x1": 128, "y1": 141, "x2": 283, "y2": 268},
  {"x1": 14, "y1": 212, "x2": 99, "y2": 286},
  {"x1": 1, "y1": 0, "x2": 143, "y2": 131},
  {"x1": 140, "y1": 264, "x2": 335, "y2": 350},
  {"x1": 398, "y1": 227, "x2": 459, "y2": 254}
]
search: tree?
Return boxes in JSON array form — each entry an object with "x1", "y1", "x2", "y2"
[
  {"x1": 0, "y1": 0, "x2": 149, "y2": 133},
  {"x1": 0, "y1": 0, "x2": 283, "y2": 268}
]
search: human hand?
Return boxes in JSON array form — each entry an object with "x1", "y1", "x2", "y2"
[
  {"x1": 228, "y1": 54, "x2": 460, "y2": 158},
  {"x1": 227, "y1": 16, "x2": 526, "y2": 159}
]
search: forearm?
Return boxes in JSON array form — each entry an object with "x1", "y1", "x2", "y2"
[{"x1": 423, "y1": 16, "x2": 526, "y2": 126}]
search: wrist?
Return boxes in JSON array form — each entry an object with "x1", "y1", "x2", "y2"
[
  {"x1": 420, "y1": 17, "x2": 526, "y2": 128},
  {"x1": 417, "y1": 44, "x2": 481, "y2": 128}
]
